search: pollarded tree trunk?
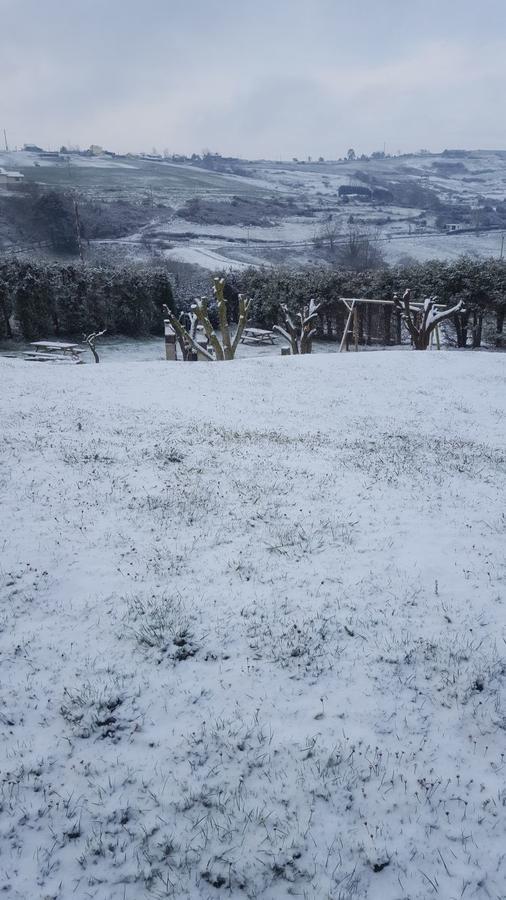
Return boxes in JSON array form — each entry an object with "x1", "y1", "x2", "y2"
[
  {"x1": 274, "y1": 299, "x2": 325, "y2": 354},
  {"x1": 162, "y1": 286, "x2": 252, "y2": 362},
  {"x1": 412, "y1": 329, "x2": 431, "y2": 350},
  {"x1": 393, "y1": 289, "x2": 463, "y2": 351},
  {"x1": 214, "y1": 278, "x2": 233, "y2": 359}
]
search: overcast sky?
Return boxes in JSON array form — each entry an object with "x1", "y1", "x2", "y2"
[{"x1": 2, "y1": 0, "x2": 506, "y2": 158}]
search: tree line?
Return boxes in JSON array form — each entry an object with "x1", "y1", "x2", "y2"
[
  {"x1": 1, "y1": 255, "x2": 505, "y2": 347},
  {"x1": 231, "y1": 257, "x2": 506, "y2": 347}
]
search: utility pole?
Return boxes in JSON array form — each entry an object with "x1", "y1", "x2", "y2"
[
  {"x1": 3, "y1": 129, "x2": 8, "y2": 152},
  {"x1": 73, "y1": 195, "x2": 84, "y2": 262}
]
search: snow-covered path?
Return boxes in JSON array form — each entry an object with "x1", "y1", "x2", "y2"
[{"x1": 0, "y1": 352, "x2": 505, "y2": 899}]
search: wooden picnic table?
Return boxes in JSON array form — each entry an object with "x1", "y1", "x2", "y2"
[
  {"x1": 240, "y1": 328, "x2": 276, "y2": 345},
  {"x1": 25, "y1": 341, "x2": 87, "y2": 363}
]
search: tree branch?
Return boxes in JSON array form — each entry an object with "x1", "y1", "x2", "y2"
[
  {"x1": 192, "y1": 297, "x2": 224, "y2": 360},
  {"x1": 230, "y1": 293, "x2": 252, "y2": 354},
  {"x1": 163, "y1": 304, "x2": 215, "y2": 361}
]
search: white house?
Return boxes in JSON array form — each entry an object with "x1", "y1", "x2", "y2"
[{"x1": 0, "y1": 167, "x2": 24, "y2": 185}]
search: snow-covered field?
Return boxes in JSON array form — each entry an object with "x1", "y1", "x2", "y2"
[
  {"x1": 4, "y1": 148, "x2": 506, "y2": 269},
  {"x1": 162, "y1": 227, "x2": 506, "y2": 271},
  {"x1": 1, "y1": 351, "x2": 505, "y2": 900}
]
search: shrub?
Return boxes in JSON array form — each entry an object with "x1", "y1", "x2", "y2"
[{"x1": 0, "y1": 259, "x2": 174, "y2": 339}]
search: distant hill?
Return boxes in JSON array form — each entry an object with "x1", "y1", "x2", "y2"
[{"x1": 2, "y1": 149, "x2": 506, "y2": 268}]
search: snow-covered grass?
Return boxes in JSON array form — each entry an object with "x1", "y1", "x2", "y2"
[{"x1": 0, "y1": 351, "x2": 505, "y2": 899}]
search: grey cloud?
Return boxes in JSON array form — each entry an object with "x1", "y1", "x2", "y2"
[{"x1": 2, "y1": 0, "x2": 506, "y2": 156}]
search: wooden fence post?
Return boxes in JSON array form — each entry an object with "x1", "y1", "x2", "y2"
[{"x1": 164, "y1": 319, "x2": 177, "y2": 360}]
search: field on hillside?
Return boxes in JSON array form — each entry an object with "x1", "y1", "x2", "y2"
[
  {"x1": 2, "y1": 149, "x2": 506, "y2": 268},
  {"x1": 1, "y1": 352, "x2": 505, "y2": 899}
]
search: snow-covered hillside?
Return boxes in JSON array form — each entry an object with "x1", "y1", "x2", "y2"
[
  {"x1": 3, "y1": 149, "x2": 506, "y2": 268},
  {"x1": 1, "y1": 352, "x2": 505, "y2": 899}
]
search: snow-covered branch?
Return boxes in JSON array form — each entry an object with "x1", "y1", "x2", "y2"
[
  {"x1": 275, "y1": 299, "x2": 325, "y2": 354},
  {"x1": 83, "y1": 329, "x2": 106, "y2": 363},
  {"x1": 393, "y1": 290, "x2": 464, "y2": 350},
  {"x1": 164, "y1": 279, "x2": 252, "y2": 362}
]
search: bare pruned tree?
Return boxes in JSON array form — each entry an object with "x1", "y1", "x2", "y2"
[
  {"x1": 162, "y1": 277, "x2": 252, "y2": 361},
  {"x1": 274, "y1": 299, "x2": 324, "y2": 354},
  {"x1": 83, "y1": 329, "x2": 106, "y2": 363},
  {"x1": 393, "y1": 289, "x2": 463, "y2": 350}
]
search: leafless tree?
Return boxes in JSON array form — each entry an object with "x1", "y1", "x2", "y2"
[
  {"x1": 83, "y1": 329, "x2": 106, "y2": 363},
  {"x1": 274, "y1": 299, "x2": 324, "y2": 354},
  {"x1": 393, "y1": 289, "x2": 463, "y2": 350},
  {"x1": 335, "y1": 226, "x2": 385, "y2": 271},
  {"x1": 162, "y1": 278, "x2": 252, "y2": 361},
  {"x1": 314, "y1": 219, "x2": 340, "y2": 254}
]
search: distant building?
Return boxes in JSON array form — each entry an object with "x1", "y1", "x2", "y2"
[
  {"x1": 444, "y1": 223, "x2": 465, "y2": 233},
  {"x1": 0, "y1": 167, "x2": 24, "y2": 185},
  {"x1": 23, "y1": 143, "x2": 44, "y2": 153},
  {"x1": 442, "y1": 149, "x2": 470, "y2": 158}
]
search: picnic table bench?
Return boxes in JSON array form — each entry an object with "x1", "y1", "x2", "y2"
[
  {"x1": 240, "y1": 327, "x2": 276, "y2": 345},
  {"x1": 24, "y1": 341, "x2": 87, "y2": 363}
]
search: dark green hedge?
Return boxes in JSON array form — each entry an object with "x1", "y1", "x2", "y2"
[
  {"x1": 0, "y1": 259, "x2": 174, "y2": 340},
  {"x1": 229, "y1": 257, "x2": 506, "y2": 328}
]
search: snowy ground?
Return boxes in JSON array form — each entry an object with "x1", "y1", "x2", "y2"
[
  {"x1": 1, "y1": 351, "x2": 505, "y2": 900},
  {"x1": 0, "y1": 334, "x2": 354, "y2": 365},
  {"x1": 160, "y1": 228, "x2": 506, "y2": 271}
]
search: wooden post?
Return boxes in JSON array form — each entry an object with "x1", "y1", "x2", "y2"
[
  {"x1": 164, "y1": 319, "x2": 177, "y2": 360},
  {"x1": 353, "y1": 305, "x2": 359, "y2": 351},
  {"x1": 395, "y1": 310, "x2": 402, "y2": 344},
  {"x1": 339, "y1": 300, "x2": 356, "y2": 352}
]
